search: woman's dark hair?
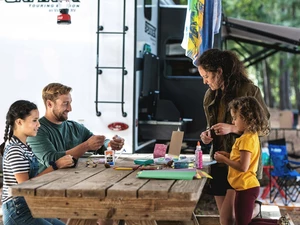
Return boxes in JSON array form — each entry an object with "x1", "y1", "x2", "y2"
[
  {"x1": 0, "y1": 100, "x2": 37, "y2": 156},
  {"x1": 228, "y1": 96, "x2": 269, "y2": 136},
  {"x1": 195, "y1": 48, "x2": 252, "y2": 103}
]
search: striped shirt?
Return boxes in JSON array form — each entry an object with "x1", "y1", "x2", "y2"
[{"x1": 2, "y1": 136, "x2": 35, "y2": 203}]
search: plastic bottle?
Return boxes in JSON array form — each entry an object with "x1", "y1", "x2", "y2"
[
  {"x1": 104, "y1": 143, "x2": 115, "y2": 166},
  {"x1": 195, "y1": 141, "x2": 203, "y2": 169}
]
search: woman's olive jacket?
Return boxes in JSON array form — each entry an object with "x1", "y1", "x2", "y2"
[{"x1": 203, "y1": 82, "x2": 270, "y2": 179}]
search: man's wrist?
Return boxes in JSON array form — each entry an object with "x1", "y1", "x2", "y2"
[
  {"x1": 95, "y1": 139, "x2": 110, "y2": 155},
  {"x1": 49, "y1": 161, "x2": 58, "y2": 170}
]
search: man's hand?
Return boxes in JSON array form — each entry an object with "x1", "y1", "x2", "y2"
[
  {"x1": 86, "y1": 135, "x2": 106, "y2": 150},
  {"x1": 56, "y1": 155, "x2": 74, "y2": 169},
  {"x1": 109, "y1": 135, "x2": 125, "y2": 150}
]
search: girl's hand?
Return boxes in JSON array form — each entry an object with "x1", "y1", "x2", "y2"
[
  {"x1": 217, "y1": 151, "x2": 230, "y2": 158},
  {"x1": 214, "y1": 151, "x2": 228, "y2": 163},
  {"x1": 200, "y1": 129, "x2": 213, "y2": 144},
  {"x1": 56, "y1": 155, "x2": 74, "y2": 169},
  {"x1": 211, "y1": 123, "x2": 233, "y2": 135}
]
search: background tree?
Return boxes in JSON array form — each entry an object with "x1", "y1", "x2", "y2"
[{"x1": 223, "y1": 0, "x2": 300, "y2": 115}]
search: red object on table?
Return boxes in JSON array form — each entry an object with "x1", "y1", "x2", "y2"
[{"x1": 260, "y1": 165, "x2": 286, "y2": 199}]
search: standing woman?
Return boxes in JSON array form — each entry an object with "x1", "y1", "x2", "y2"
[
  {"x1": 195, "y1": 49, "x2": 270, "y2": 225},
  {"x1": 0, "y1": 100, "x2": 74, "y2": 225}
]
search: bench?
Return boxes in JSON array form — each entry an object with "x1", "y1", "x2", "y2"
[{"x1": 194, "y1": 205, "x2": 281, "y2": 225}]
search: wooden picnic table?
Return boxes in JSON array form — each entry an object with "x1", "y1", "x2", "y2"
[{"x1": 9, "y1": 154, "x2": 207, "y2": 225}]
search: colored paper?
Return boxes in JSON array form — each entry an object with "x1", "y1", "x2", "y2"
[{"x1": 137, "y1": 170, "x2": 196, "y2": 180}]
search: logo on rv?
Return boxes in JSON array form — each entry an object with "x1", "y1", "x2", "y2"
[
  {"x1": 5, "y1": 0, "x2": 80, "y2": 2},
  {"x1": 145, "y1": 21, "x2": 156, "y2": 38},
  {"x1": 4, "y1": 0, "x2": 80, "y2": 13}
]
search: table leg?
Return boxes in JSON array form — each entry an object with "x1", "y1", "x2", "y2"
[
  {"x1": 125, "y1": 221, "x2": 157, "y2": 225},
  {"x1": 66, "y1": 219, "x2": 98, "y2": 225}
]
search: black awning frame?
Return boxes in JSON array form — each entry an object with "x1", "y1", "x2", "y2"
[{"x1": 222, "y1": 17, "x2": 300, "y2": 67}]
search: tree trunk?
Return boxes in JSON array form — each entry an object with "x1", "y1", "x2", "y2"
[
  {"x1": 292, "y1": 60, "x2": 300, "y2": 112},
  {"x1": 262, "y1": 60, "x2": 271, "y2": 107},
  {"x1": 279, "y1": 56, "x2": 291, "y2": 109}
]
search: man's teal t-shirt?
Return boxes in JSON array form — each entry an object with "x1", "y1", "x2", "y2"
[{"x1": 27, "y1": 117, "x2": 93, "y2": 172}]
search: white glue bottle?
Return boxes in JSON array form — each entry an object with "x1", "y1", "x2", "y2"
[
  {"x1": 105, "y1": 143, "x2": 115, "y2": 166},
  {"x1": 195, "y1": 141, "x2": 203, "y2": 169}
]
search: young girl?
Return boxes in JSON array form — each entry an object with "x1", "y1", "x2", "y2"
[
  {"x1": 214, "y1": 96, "x2": 291, "y2": 225},
  {"x1": 0, "y1": 100, "x2": 74, "y2": 225}
]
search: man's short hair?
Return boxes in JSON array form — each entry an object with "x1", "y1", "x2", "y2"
[{"x1": 42, "y1": 83, "x2": 72, "y2": 105}]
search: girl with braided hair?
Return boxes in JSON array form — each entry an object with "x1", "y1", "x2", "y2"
[
  {"x1": 0, "y1": 100, "x2": 74, "y2": 225},
  {"x1": 195, "y1": 49, "x2": 270, "y2": 225}
]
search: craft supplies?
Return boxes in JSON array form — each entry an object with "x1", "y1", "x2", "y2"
[
  {"x1": 134, "y1": 159, "x2": 154, "y2": 165},
  {"x1": 195, "y1": 141, "x2": 203, "y2": 169},
  {"x1": 104, "y1": 143, "x2": 115, "y2": 166}
]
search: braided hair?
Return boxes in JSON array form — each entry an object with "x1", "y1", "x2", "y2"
[{"x1": 0, "y1": 100, "x2": 37, "y2": 156}]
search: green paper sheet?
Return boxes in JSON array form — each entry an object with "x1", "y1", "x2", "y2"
[{"x1": 136, "y1": 170, "x2": 196, "y2": 180}]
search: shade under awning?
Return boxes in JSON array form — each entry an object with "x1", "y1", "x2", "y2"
[{"x1": 222, "y1": 17, "x2": 300, "y2": 54}]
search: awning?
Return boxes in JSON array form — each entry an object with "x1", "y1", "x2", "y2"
[{"x1": 222, "y1": 17, "x2": 300, "y2": 67}]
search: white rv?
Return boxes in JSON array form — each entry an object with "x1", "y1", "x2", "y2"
[{"x1": 0, "y1": 0, "x2": 207, "y2": 153}]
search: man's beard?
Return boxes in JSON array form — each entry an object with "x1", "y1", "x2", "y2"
[{"x1": 53, "y1": 109, "x2": 68, "y2": 122}]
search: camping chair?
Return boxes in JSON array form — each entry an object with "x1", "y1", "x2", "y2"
[{"x1": 268, "y1": 139, "x2": 300, "y2": 206}]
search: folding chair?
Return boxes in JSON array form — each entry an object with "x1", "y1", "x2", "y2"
[{"x1": 268, "y1": 139, "x2": 300, "y2": 206}]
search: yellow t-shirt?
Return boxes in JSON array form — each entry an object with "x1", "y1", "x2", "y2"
[{"x1": 228, "y1": 132, "x2": 260, "y2": 191}]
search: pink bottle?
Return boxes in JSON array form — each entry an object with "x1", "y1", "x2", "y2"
[{"x1": 195, "y1": 141, "x2": 203, "y2": 169}]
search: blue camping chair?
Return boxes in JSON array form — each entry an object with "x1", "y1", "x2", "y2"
[{"x1": 268, "y1": 139, "x2": 300, "y2": 206}]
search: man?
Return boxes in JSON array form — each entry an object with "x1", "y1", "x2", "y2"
[{"x1": 27, "y1": 83, "x2": 124, "y2": 172}]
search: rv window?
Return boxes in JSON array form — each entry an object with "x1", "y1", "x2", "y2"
[
  {"x1": 144, "y1": 0, "x2": 152, "y2": 21},
  {"x1": 164, "y1": 39, "x2": 199, "y2": 77}
]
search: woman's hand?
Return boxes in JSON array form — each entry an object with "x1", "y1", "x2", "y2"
[
  {"x1": 200, "y1": 129, "x2": 213, "y2": 144},
  {"x1": 56, "y1": 155, "x2": 74, "y2": 169},
  {"x1": 211, "y1": 123, "x2": 233, "y2": 135}
]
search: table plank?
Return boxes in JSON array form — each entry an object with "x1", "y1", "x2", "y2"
[
  {"x1": 67, "y1": 168, "x2": 133, "y2": 198},
  {"x1": 139, "y1": 179, "x2": 175, "y2": 199},
  {"x1": 25, "y1": 196, "x2": 197, "y2": 221},
  {"x1": 35, "y1": 167, "x2": 105, "y2": 197},
  {"x1": 169, "y1": 179, "x2": 206, "y2": 201},
  {"x1": 107, "y1": 171, "x2": 149, "y2": 199},
  {"x1": 9, "y1": 167, "x2": 77, "y2": 197}
]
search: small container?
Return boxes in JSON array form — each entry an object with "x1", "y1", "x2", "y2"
[
  {"x1": 104, "y1": 143, "x2": 115, "y2": 166},
  {"x1": 174, "y1": 161, "x2": 189, "y2": 169},
  {"x1": 195, "y1": 141, "x2": 203, "y2": 169}
]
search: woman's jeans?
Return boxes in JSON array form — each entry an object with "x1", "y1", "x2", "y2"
[{"x1": 2, "y1": 196, "x2": 65, "y2": 225}]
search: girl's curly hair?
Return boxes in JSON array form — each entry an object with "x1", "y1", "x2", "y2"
[{"x1": 228, "y1": 96, "x2": 269, "y2": 136}]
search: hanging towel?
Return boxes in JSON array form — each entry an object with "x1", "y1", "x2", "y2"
[
  {"x1": 181, "y1": 0, "x2": 205, "y2": 61},
  {"x1": 200, "y1": 0, "x2": 222, "y2": 56}
]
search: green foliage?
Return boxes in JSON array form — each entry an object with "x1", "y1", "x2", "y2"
[{"x1": 223, "y1": 0, "x2": 300, "y2": 111}]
